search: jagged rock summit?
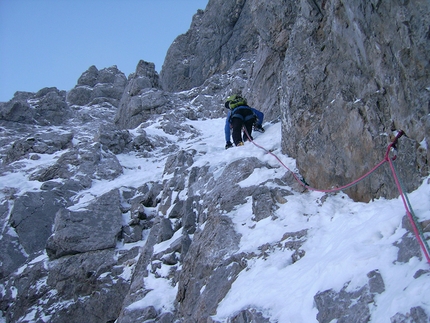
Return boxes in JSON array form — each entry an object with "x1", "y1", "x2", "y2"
[
  {"x1": 0, "y1": 0, "x2": 430, "y2": 322},
  {"x1": 67, "y1": 65, "x2": 127, "y2": 107}
]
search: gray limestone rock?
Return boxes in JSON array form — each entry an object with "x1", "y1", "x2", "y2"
[
  {"x1": 205, "y1": 157, "x2": 266, "y2": 212},
  {"x1": 9, "y1": 190, "x2": 71, "y2": 255},
  {"x1": 115, "y1": 89, "x2": 169, "y2": 129},
  {"x1": 251, "y1": 186, "x2": 280, "y2": 221},
  {"x1": 280, "y1": 0, "x2": 429, "y2": 202},
  {"x1": 314, "y1": 270, "x2": 385, "y2": 323},
  {"x1": 0, "y1": 255, "x2": 50, "y2": 322},
  {"x1": 160, "y1": 0, "x2": 429, "y2": 202},
  {"x1": 394, "y1": 215, "x2": 424, "y2": 263},
  {"x1": 163, "y1": 149, "x2": 195, "y2": 176},
  {"x1": 96, "y1": 124, "x2": 132, "y2": 154},
  {"x1": 116, "y1": 215, "x2": 175, "y2": 323},
  {"x1": 114, "y1": 60, "x2": 164, "y2": 129},
  {"x1": 176, "y1": 215, "x2": 244, "y2": 322},
  {"x1": 29, "y1": 142, "x2": 123, "y2": 183},
  {"x1": 160, "y1": 1, "x2": 258, "y2": 93},
  {"x1": 46, "y1": 189, "x2": 123, "y2": 259},
  {"x1": 0, "y1": 87, "x2": 70, "y2": 125},
  {"x1": 0, "y1": 200, "x2": 27, "y2": 279},
  {"x1": 128, "y1": 60, "x2": 160, "y2": 95},
  {"x1": 1, "y1": 249, "x2": 131, "y2": 323},
  {"x1": 229, "y1": 308, "x2": 271, "y2": 323},
  {"x1": 1, "y1": 1, "x2": 429, "y2": 322},
  {"x1": 67, "y1": 65, "x2": 127, "y2": 107},
  {"x1": 391, "y1": 306, "x2": 429, "y2": 323},
  {"x1": 3, "y1": 131, "x2": 73, "y2": 164}
]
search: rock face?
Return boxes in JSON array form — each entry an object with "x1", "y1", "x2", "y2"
[
  {"x1": 1, "y1": 0, "x2": 430, "y2": 323},
  {"x1": 160, "y1": 2, "x2": 258, "y2": 93},
  {"x1": 280, "y1": 0, "x2": 429, "y2": 201},
  {"x1": 161, "y1": 0, "x2": 429, "y2": 202}
]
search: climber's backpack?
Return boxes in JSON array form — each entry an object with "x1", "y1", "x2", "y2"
[{"x1": 225, "y1": 95, "x2": 247, "y2": 110}]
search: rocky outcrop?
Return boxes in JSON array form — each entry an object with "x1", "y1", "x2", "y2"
[
  {"x1": 160, "y1": 1, "x2": 258, "y2": 93},
  {"x1": 67, "y1": 65, "x2": 127, "y2": 107},
  {"x1": 3, "y1": 130, "x2": 73, "y2": 164},
  {"x1": 314, "y1": 270, "x2": 385, "y2": 323},
  {"x1": 176, "y1": 215, "x2": 244, "y2": 322},
  {"x1": 0, "y1": 87, "x2": 70, "y2": 125},
  {"x1": 160, "y1": 0, "x2": 283, "y2": 122},
  {"x1": 46, "y1": 189, "x2": 123, "y2": 259},
  {"x1": 115, "y1": 60, "x2": 167, "y2": 129}
]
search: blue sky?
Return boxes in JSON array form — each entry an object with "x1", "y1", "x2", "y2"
[{"x1": 0, "y1": 0, "x2": 208, "y2": 102}]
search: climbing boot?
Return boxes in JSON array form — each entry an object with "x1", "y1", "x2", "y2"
[
  {"x1": 254, "y1": 124, "x2": 265, "y2": 133},
  {"x1": 225, "y1": 141, "x2": 233, "y2": 149}
]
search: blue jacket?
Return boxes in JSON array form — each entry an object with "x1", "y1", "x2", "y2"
[{"x1": 224, "y1": 107, "x2": 264, "y2": 142}]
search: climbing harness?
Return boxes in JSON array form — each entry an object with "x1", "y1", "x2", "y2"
[{"x1": 243, "y1": 127, "x2": 430, "y2": 264}]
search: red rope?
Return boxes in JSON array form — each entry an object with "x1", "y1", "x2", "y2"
[
  {"x1": 244, "y1": 128, "x2": 430, "y2": 263},
  {"x1": 244, "y1": 128, "x2": 400, "y2": 193}
]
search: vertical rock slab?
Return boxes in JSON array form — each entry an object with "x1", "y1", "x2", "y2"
[
  {"x1": 9, "y1": 190, "x2": 71, "y2": 255},
  {"x1": 281, "y1": 0, "x2": 429, "y2": 201},
  {"x1": 176, "y1": 215, "x2": 244, "y2": 322}
]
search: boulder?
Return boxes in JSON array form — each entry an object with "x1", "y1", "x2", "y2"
[
  {"x1": 8, "y1": 186, "x2": 74, "y2": 256},
  {"x1": 46, "y1": 189, "x2": 123, "y2": 259}
]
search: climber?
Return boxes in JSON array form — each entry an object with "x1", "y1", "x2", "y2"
[{"x1": 224, "y1": 94, "x2": 265, "y2": 149}]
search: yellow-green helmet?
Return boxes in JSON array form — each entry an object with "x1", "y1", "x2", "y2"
[{"x1": 225, "y1": 95, "x2": 247, "y2": 109}]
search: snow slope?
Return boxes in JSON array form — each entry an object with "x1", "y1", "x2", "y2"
[
  {"x1": 1, "y1": 116, "x2": 429, "y2": 322},
  {"x1": 126, "y1": 118, "x2": 430, "y2": 322}
]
